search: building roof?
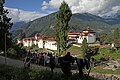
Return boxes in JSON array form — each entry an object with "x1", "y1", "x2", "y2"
[
  {"x1": 46, "y1": 38, "x2": 56, "y2": 42},
  {"x1": 35, "y1": 33, "x2": 42, "y2": 37},
  {"x1": 23, "y1": 37, "x2": 35, "y2": 41},
  {"x1": 68, "y1": 32, "x2": 80, "y2": 35},
  {"x1": 82, "y1": 27, "x2": 95, "y2": 33},
  {"x1": 68, "y1": 36, "x2": 79, "y2": 38},
  {"x1": 37, "y1": 35, "x2": 46, "y2": 40}
]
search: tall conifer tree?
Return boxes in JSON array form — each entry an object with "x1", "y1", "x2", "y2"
[
  {"x1": 0, "y1": 0, "x2": 13, "y2": 51},
  {"x1": 56, "y1": 1, "x2": 72, "y2": 54}
]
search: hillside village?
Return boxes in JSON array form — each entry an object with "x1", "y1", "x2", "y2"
[
  {"x1": 18, "y1": 28, "x2": 99, "y2": 51},
  {"x1": 1, "y1": 0, "x2": 120, "y2": 80}
]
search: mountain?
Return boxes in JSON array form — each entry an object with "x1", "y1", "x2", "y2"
[
  {"x1": 104, "y1": 14, "x2": 120, "y2": 25},
  {"x1": 12, "y1": 12, "x2": 120, "y2": 39},
  {"x1": 11, "y1": 21, "x2": 26, "y2": 31}
]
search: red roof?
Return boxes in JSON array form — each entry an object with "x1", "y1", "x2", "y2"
[
  {"x1": 46, "y1": 38, "x2": 56, "y2": 42},
  {"x1": 82, "y1": 27, "x2": 95, "y2": 33},
  {"x1": 68, "y1": 32, "x2": 80, "y2": 35},
  {"x1": 23, "y1": 37, "x2": 35, "y2": 41},
  {"x1": 37, "y1": 35, "x2": 46, "y2": 40}
]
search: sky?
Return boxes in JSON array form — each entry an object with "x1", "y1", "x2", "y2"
[
  {"x1": 4, "y1": 0, "x2": 120, "y2": 22},
  {"x1": 5, "y1": 0, "x2": 49, "y2": 12}
]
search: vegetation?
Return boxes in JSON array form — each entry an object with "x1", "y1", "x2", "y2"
[
  {"x1": 0, "y1": 64, "x2": 99, "y2": 80},
  {"x1": 99, "y1": 27, "x2": 120, "y2": 46},
  {"x1": 66, "y1": 46, "x2": 82, "y2": 57},
  {"x1": 5, "y1": 42, "x2": 27, "y2": 59},
  {"x1": 0, "y1": 0, "x2": 13, "y2": 51},
  {"x1": 19, "y1": 32, "x2": 26, "y2": 40},
  {"x1": 23, "y1": 45, "x2": 43, "y2": 53},
  {"x1": 112, "y1": 27, "x2": 120, "y2": 47},
  {"x1": 92, "y1": 48, "x2": 120, "y2": 61},
  {"x1": 0, "y1": 64, "x2": 29, "y2": 80},
  {"x1": 81, "y1": 38, "x2": 88, "y2": 58},
  {"x1": 91, "y1": 67, "x2": 120, "y2": 75},
  {"x1": 55, "y1": 1, "x2": 72, "y2": 54},
  {"x1": 99, "y1": 32, "x2": 110, "y2": 44},
  {"x1": 11, "y1": 12, "x2": 120, "y2": 40}
]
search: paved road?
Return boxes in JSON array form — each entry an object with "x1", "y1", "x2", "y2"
[
  {"x1": 0, "y1": 56, "x2": 120, "y2": 79},
  {"x1": 0, "y1": 56, "x2": 62, "y2": 72},
  {"x1": 0, "y1": 56, "x2": 24, "y2": 68}
]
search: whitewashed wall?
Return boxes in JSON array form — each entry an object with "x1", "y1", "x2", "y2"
[
  {"x1": 38, "y1": 39, "x2": 44, "y2": 48},
  {"x1": 78, "y1": 33, "x2": 96, "y2": 43},
  {"x1": 87, "y1": 33, "x2": 96, "y2": 43},
  {"x1": 45, "y1": 41, "x2": 57, "y2": 50},
  {"x1": 23, "y1": 40, "x2": 34, "y2": 47},
  {"x1": 78, "y1": 36, "x2": 86, "y2": 43}
]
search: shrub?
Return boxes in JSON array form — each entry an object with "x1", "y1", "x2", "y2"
[
  {"x1": 0, "y1": 64, "x2": 99, "y2": 80},
  {"x1": 7, "y1": 48, "x2": 17, "y2": 56}
]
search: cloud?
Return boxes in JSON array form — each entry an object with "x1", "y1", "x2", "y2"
[
  {"x1": 41, "y1": 6, "x2": 48, "y2": 11},
  {"x1": 5, "y1": 7, "x2": 47, "y2": 22},
  {"x1": 41, "y1": 0, "x2": 120, "y2": 17}
]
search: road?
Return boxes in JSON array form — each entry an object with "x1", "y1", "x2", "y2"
[
  {"x1": 0, "y1": 56, "x2": 24, "y2": 68},
  {"x1": 0, "y1": 56, "x2": 120, "y2": 79},
  {"x1": 0, "y1": 56, "x2": 62, "y2": 72}
]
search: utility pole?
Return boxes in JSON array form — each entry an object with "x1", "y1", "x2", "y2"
[{"x1": 5, "y1": 33, "x2": 7, "y2": 64}]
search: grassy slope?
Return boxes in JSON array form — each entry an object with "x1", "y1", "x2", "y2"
[
  {"x1": 67, "y1": 46, "x2": 82, "y2": 57},
  {"x1": 67, "y1": 46, "x2": 120, "y2": 74},
  {"x1": 0, "y1": 64, "x2": 98, "y2": 80}
]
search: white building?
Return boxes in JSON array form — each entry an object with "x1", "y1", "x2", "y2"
[
  {"x1": 68, "y1": 32, "x2": 80, "y2": 39},
  {"x1": 78, "y1": 28, "x2": 96, "y2": 43},
  {"x1": 44, "y1": 38, "x2": 57, "y2": 50},
  {"x1": 19, "y1": 33, "x2": 57, "y2": 50},
  {"x1": 67, "y1": 32, "x2": 80, "y2": 44},
  {"x1": 37, "y1": 38, "x2": 45, "y2": 49},
  {"x1": 18, "y1": 28, "x2": 96, "y2": 50},
  {"x1": 22, "y1": 37, "x2": 36, "y2": 47}
]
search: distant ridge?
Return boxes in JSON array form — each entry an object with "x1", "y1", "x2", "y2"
[{"x1": 12, "y1": 12, "x2": 120, "y2": 39}]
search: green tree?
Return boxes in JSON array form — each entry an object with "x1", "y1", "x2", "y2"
[
  {"x1": 99, "y1": 32, "x2": 110, "y2": 44},
  {"x1": 19, "y1": 32, "x2": 26, "y2": 40},
  {"x1": 7, "y1": 48, "x2": 17, "y2": 55},
  {"x1": 0, "y1": 0, "x2": 13, "y2": 51},
  {"x1": 81, "y1": 38, "x2": 88, "y2": 58},
  {"x1": 113, "y1": 27, "x2": 120, "y2": 47},
  {"x1": 54, "y1": 23, "x2": 61, "y2": 55},
  {"x1": 113, "y1": 27, "x2": 120, "y2": 39},
  {"x1": 56, "y1": 1, "x2": 72, "y2": 54}
]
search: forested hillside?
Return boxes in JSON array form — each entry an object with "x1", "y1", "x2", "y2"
[{"x1": 12, "y1": 12, "x2": 120, "y2": 39}]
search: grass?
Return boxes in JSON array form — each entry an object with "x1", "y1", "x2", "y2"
[
  {"x1": 68, "y1": 46, "x2": 81, "y2": 50},
  {"x1": 0, "y1": 64, "x2": 99, "y2": 80},
  {"x1": 23, "y1": 46, "x2": 43, "y2": 53},
  {"x1": 91, "y1": 67, "x2": 120, "y2": 75},
  {"x1": 91, "y1": 48, "x2": 120, "y2": 75},
  {"x1": 92, "y1": 48, "x2": 120, "y2": 60},
  {"x1": 0, "y1": 64, "x2": 29, "y2": 80},
  {"x1": 1, "y1": 46, "x2": 120, "y2": 78},
  {"x1": 110, "y1": 53, "x2": 120, "y2": 60},
  {"x1": 67, "y1": 45, "x2": 82, "y2": 57}
]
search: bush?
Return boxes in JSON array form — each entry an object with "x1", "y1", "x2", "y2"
[
  {"x1": 0, "y1": 64, "x2": 30, "y2": 80},
  {"x1": 7, "y1": 48, "x2": 17, "y2": 56},
  {"x1": 0, "y1": 64, "x2": 99, "y2": 80}
]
